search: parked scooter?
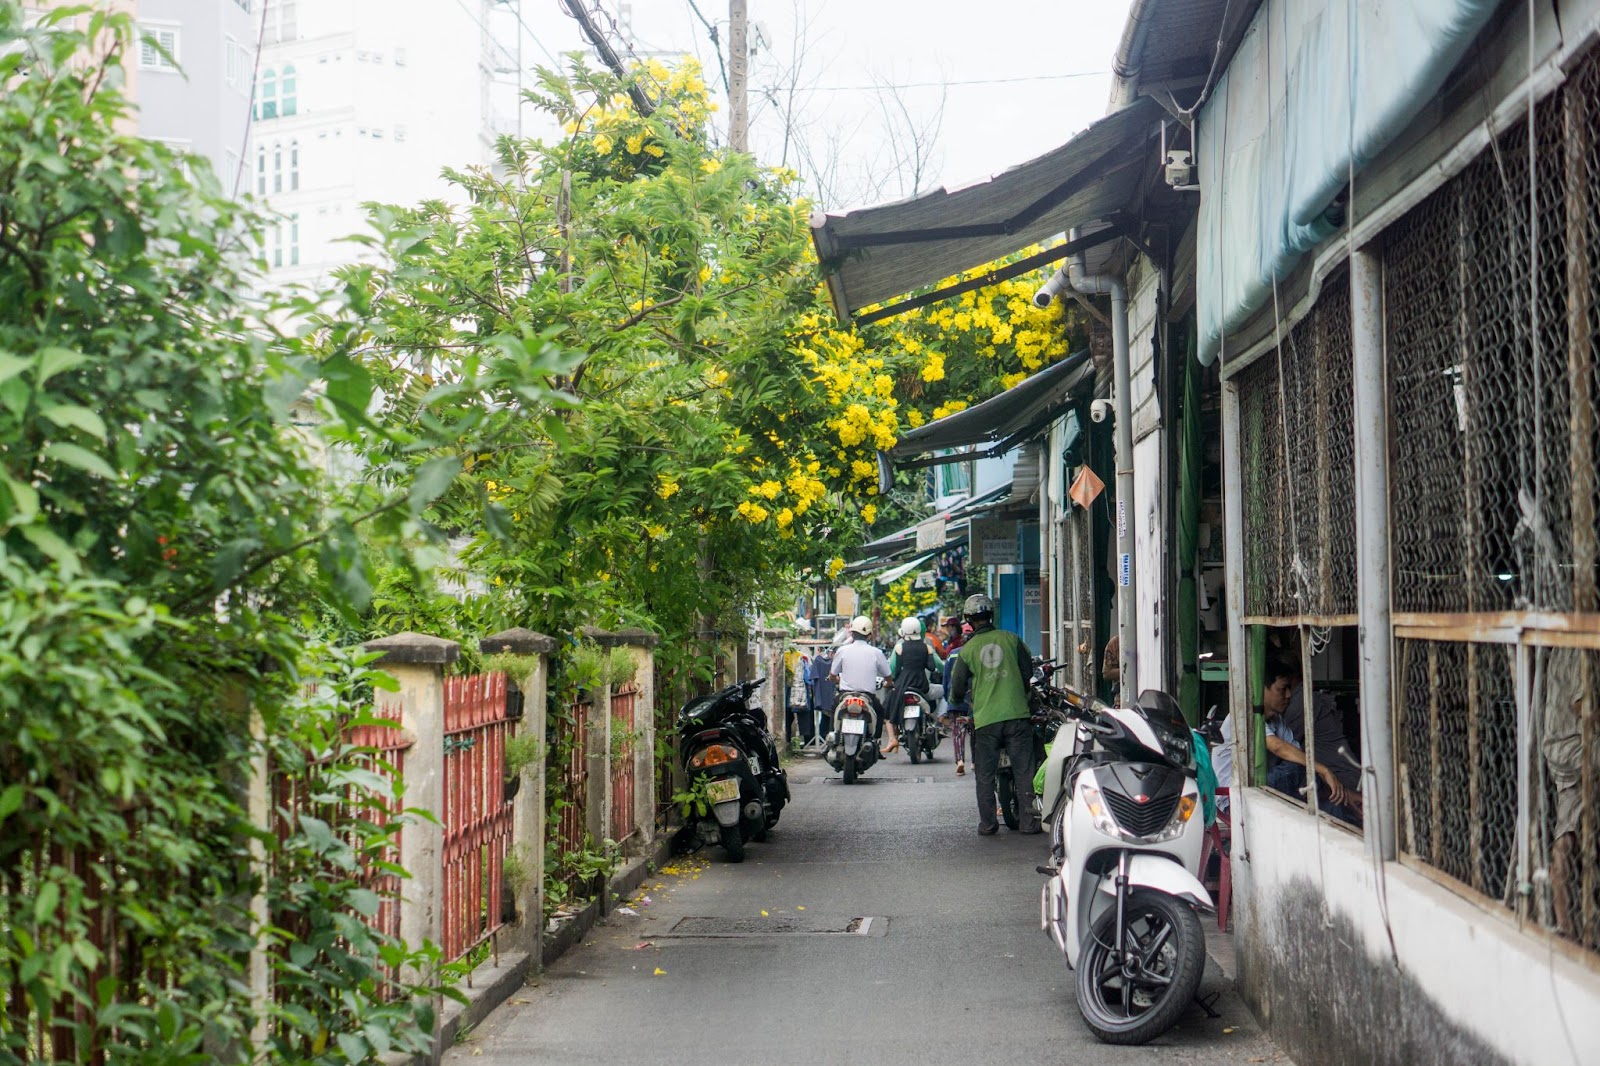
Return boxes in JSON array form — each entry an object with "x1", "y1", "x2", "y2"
[
  {"x1": 898, "y1": 685, "x2": 944, "y2": 764},
  {"x1": 821, "y1": 688, "x2": 883, "y2": 783},
  {"x1": 1036, "y1": 681, "x2": 1212, "y2": 1045},
  {"x1": 677, "y1": 677, "x2": 789, "y2": 862}
]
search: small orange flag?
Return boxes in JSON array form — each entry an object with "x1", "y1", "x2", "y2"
[{"x1": 1069, "y1": 465, "x2": 1105, "y2": 510}]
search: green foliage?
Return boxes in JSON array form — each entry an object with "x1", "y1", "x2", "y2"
[
  {"x1": 481, "y1": 651, "x2": 540, "y2": 695},
  {"x1": 0, "y1": 11, "x2": 512, "y2": 1061},
  {"x1": 503, "y1": 731, "x2": 545, "y2": 781},
  {"x1": 671, "y1": 774, "x2": 716, "y2": 820}
]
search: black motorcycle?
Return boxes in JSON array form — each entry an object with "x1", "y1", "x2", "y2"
[
  {"x1": 677, "y1": 677, "x2": 789, "y2": 862},
  {"x1": 898, "y1": 688, "x2": 943, "y2": 764},
  {"x1": 822, "y1": 689, "x2": 882, "y2": 783}
]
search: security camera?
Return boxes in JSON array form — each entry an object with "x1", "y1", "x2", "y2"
[
  {"x1": 1089, "y1": 398, "x2": 1114, "y2": 424},
  {"x1": 1033, "y1": 264, "x2": 1070, "y2": 309},
  {"x1": 1164, "y1": 149, "x2": 1196, "y2": 190}
]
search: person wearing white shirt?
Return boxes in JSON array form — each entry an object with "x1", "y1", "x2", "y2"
[{"x1": 829, "y1": 616, "x2": 895, "y2": 750}]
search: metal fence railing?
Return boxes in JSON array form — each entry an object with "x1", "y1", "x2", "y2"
[
  {"x1": 1236, "y1": 267, "x2": 1356, "y2": 623},
  {"x1": 608, "y1": 682, "x2": 639, "y2": 844},
  {"x1": 441, "y1": 672, "x2": 514, "y2": 964},
  {"x1": 550, "y1": 693, "x2": 591, "y2": 900}
]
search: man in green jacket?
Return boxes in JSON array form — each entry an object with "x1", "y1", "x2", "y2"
[{"x1": 950, "y1": 593, "x2": 1039, "y2": 835}]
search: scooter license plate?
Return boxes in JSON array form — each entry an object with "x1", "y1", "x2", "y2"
[
  {"x1": 705, "y1": 778, "x2": 740, "y2": 804},
  {"x1": 840, "y1": 718, "x2": 867, "y2": 735},
  {"x1": 903, "y1": 705, "x2": 921, "y2": 718}
]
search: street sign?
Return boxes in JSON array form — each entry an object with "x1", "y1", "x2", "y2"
[{"x1": 971, "y1": 518, "x2": 1020, "y2": 566}]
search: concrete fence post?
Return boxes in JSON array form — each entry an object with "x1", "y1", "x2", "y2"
[
  {"x1": 479, "y1": 628, "x2": 556, "y2": 963},
  {"x1": 362, "y1": 632, "x2": 459, "y2": 989},
  {"x1": 615, "y1": 628, "x2": 661, "y2": 848}
]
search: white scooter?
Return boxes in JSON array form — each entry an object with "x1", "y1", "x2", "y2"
[{"x1": 1036, "y1": 682, "x2": 1212, "y2": 1045}]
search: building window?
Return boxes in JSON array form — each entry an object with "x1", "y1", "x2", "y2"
[
  {"x1": 264, "y1": 0, "x2": 296, "y2": 44},
  {"x1": 281, "y1": 64, "x2": 297, "y2": 117},
  {"x1": 394, "y1": 124, "x2": 407, "y2": 142},
  {"x1": 225, "y1": 36, "x2": 249, "y2": 89},
  {"x1": 271, "y1": 222, "x2": 283, "y2": 268},
  {"x1": 289, "y1": 214, "x2": 299, "y2": 266},
  {"x1": 258, "y1": 68, "x2": 277, "y2": 120},
  {"x1": 137, "y1": 24, "x2": 180, "y2": 71},
  {"x1": 255, "y1": 144, "x2": 266, "y2": 195},
  {"x1": 289, "y1": 140, "x2": 299, "y2": 191},
  {"x1": 272, "y1": 142, "x2": 282, "y2": 193}
]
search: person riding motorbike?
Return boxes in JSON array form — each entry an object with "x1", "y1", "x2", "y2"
[
  {"x1": 887, "y1": 616, "x2": 943, "y2": 746},
  {"x1": 828, "y1": 616, "x2": 895, "y2": 751}
]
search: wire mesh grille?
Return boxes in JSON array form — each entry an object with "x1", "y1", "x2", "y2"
[
  {"x1": 1530, "y1": 646, "x2": 1600, "y2": 952},
  {"x1": 1065, "y1": 505, "x2": 1096, "y2": 694},
  {"x1": 1237, "y1": 268, "x2": 1356, "y2": 619},
  {"x1": 1386, "y1": 68, "x2": 1598, "y2": 613},
  {"x1": 1395, "y1": 639, "x2": 1518, "y2": 903}
]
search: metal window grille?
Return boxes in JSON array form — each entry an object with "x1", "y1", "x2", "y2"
[
  {"x1": 1387, "y1": 43, "x2": 1600, "y2": 956},
  {"x1": 1237, "y1": 268, "x2": 1357, "y2": 622},
  {"x1": 1064, "y1": 504, "x2": 1096, "y2": 694}
]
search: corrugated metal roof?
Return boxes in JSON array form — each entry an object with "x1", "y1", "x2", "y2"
[
  {"x1": 1109, "y1": 0, "x2": 1261, "y2": 109},
  {"x1": 809, "y1": 98, "x2": 1163, "y2": 321},
  {"x1": 886, "y1": 350, "x2": 1094, "y2": 461}
]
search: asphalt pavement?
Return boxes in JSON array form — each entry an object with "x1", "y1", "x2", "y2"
[{"x1": 446, "y1": 746, "x2": 1294, "y2": 1065}]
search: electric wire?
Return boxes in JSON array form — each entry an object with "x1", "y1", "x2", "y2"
[
  {"x1": 684, "y1": 0, "x2": 730, "y2": 95},
  {"x1": 231, "y1": 0, "x2": 271, "y2": 201}
]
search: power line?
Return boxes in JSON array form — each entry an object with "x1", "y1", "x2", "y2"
[
  {"x1": 684, "y1": 0, "x2": 730, "y2": 95},
  {"x1": 803, "y1": 70, "x2": 1108, "y2": 93}
]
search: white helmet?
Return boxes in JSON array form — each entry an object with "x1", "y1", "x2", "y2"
[
  {"x1": 850, "y1": 615, "x2": 873, "y2": 637},
  {"x1": 899, "y1": 616, "x2": 922, "y2": 638}
]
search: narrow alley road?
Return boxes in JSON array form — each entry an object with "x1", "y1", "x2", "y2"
[{"x1": 447, "y1": 751, "x2": 1292, "y2": 1065}]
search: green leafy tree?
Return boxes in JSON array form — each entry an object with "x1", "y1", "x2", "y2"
[{"x1": 0, "y1": 9, "x2": 539, "y2": 1061}]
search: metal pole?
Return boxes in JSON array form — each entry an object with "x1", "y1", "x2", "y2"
[
  {"x1": 728, "y1": 0, "x2": 749, "y2": 152},
  {"x1": 1221, "y1": 379, "x2": 1250, "y2": 799},
  {"x1": 1350, "y1": 247, "x2": 1397, "y2": 861},
  {"x1": 1110, "y1": 283, "x2": 1137, "y2": 703}
]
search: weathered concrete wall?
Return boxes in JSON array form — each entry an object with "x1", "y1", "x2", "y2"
[{"x1": 1233, "y1": 791, "x2": 1600, "y2": 1066}]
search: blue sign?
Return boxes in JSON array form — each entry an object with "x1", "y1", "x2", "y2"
[{"x1": 1119, "y1": 553, "x2": 1131, "y2": 587}]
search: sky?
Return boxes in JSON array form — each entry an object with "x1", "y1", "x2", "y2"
[{"x1": 507, "y1": 0, "x2": 1137, "y2": 210}]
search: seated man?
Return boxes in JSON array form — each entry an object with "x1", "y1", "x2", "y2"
[{"x1": 1261, "y1": 660, "x2": 1362, "y2": 825}]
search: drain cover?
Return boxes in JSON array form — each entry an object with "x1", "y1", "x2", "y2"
[{"x1": 661, "y1": 915, "x2": 887, "y2": 938}]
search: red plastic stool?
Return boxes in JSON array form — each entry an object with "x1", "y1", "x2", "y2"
[{"x1": 1199, "y1": 789, "x2": 1231, "y2": 931}]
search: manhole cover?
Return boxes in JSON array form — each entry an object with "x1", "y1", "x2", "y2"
[{"x1": 661, "y1": 915, "x2": 887, "y2": 938}]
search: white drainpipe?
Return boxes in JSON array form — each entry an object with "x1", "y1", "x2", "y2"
[{"x1": 1064, "y1": 228, "x2": 1135, "y2": 705}]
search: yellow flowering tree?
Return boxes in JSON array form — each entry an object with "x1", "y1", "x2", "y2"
[{"x1": 349, "y1": 55, "x2": 1086, "y2": 657}]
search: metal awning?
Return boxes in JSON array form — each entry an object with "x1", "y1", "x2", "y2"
[
  {"x1": 810, "y1": 97, "x2": 1162, "y2": 322},
  {"x1": 880, "y1": 350, "x2": 1095, "y2": 485},
  {"x1": 847, "y1": 482, "x2": 1013, "y2": 564}
]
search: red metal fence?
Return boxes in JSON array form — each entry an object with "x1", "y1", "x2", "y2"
[
  {"x1": 441, "y1": 672, "x2": 514, "y2": 963},
  {"x1": 551, "y1": 694, "x2": 590, "y2": 899},
  {"x1": 609, "y1": 682, "x2": 639, "y2": 844}
]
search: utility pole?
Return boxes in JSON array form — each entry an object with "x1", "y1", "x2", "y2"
[{"x1": 728, "y1": 0, "x2": 749, "y2": 152}]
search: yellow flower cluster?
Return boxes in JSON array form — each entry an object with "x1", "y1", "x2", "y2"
[
  {"x1": 879, "y1": 575, "x2": 938, "y2": 623},
  {"x1": 827, "y1": 556, "x2": 846, "y2": 579},
  {"x1": 737, "y1": 500, "x2": 768, "y2": 523},
  {"x1": 657, "y1": 474, "x2": 680, "y2": 499}
]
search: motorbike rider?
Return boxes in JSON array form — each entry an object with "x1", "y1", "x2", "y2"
[
  {"x1": 949, "y1": 593, "x2": 1039, "y2": 835},
  {"x1": 887, "y1": 616, "x2": 944, "y2": 743},
  {"x1": 829, "y1": 616, "x2": 896, "y2": 751}
]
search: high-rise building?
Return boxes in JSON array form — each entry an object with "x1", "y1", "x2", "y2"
[
  {"x1": 134, "y1": 0, "x2": 257, "y2": 196},
  {"x1": 249, "y1": 0, "x2": 505, "y2": 287},
  {"x1": 22, "y1": 1, "x2": 255, "y2": 192}
]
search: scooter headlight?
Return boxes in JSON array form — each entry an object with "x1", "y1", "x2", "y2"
[{"x1": 1078, "y1": 781, "x2": 1121, "y2": 839}]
